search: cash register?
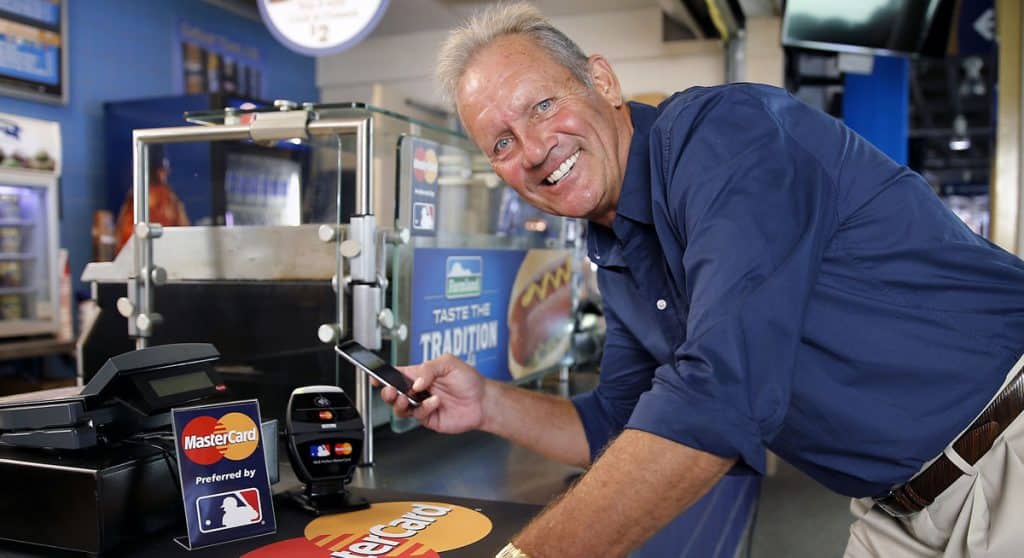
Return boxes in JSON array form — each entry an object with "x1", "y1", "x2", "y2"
[
  {"x1": 0, "y1": 343, "x2": 227, "y2": 554},
  {"x1": 0, "y1": 343, "x2": 223, "y2": 450}
]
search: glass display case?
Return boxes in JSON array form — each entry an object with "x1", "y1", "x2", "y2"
[
  {"x1": 0, "y1": 168, "x2": 59, "y2": 337},
  {"x1": 82, "y1": 101, "x2": 590, "y2": 460}
]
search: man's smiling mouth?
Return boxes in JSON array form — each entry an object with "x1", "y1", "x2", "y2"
[{"x1": 544, "y1": 150, "x2": 580, "y2": 185}]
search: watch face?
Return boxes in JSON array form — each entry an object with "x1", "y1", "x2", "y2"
[{"x1": 497, "y1": 543, "x2": 529, "y2": 558}]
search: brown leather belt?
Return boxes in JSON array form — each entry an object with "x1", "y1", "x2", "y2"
[{"x1": 874, "y1": 365, "x2": 1024, "y2": 517}]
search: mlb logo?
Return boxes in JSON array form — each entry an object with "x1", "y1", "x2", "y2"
[
  {"x1": 413, "y1": 202, "x2": 436, "y2": 231},
  {"x1": 309, "y1": 443, "x2": 330, "y2": 458},
  {"x1": 196, "y1": 488, "x2": 262, "y2": 533}
]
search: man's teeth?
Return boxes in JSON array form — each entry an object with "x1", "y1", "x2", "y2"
[{"x1": 546, "y1": 150, "x2": 580, "y2": 184}]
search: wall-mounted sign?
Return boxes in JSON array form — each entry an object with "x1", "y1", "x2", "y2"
[
  {"x1": 0, "y1": 0, "x2": 67, "y2": 104},
  {"x1": 0, "y1": 111, "x2": 61, "y2": 175},
  {"x1": 177, "y1": 20, "x2": 264, "y2": 97},
  {"x1": 258, "y1": 0, "x2": 389, "y2": 57}
]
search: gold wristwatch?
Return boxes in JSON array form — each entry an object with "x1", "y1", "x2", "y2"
[{"x1": 496, "y1": 542, "x2": 531, "y2": 558}]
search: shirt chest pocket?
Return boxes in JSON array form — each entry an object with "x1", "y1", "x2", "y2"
[{"x1": 617, "y1": 243, "x2": 689, "y2": 363}]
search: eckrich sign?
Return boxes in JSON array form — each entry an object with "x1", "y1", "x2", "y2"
[
  {"x1": 445, "y1": 256, "x2": 482, "y2": 299},
  {"x1": 172, "y1": 400, "x2": 276, "y2": 549}
]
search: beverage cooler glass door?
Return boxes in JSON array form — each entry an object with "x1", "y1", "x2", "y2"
[{"x1": 0, "y1": 169, "x2": 59, "y2": 337}]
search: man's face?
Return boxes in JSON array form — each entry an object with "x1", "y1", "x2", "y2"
[{"x1": 456, "y1": 35, "x2": 631, "y2": 226}]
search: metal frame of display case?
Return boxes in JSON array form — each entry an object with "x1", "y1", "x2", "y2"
[
  {"x1": 118, "y1": 106, "x2": 386, "y2": 463},
  {"x1": 83, "y1": 102, "x2": 586, "y2": 465}
]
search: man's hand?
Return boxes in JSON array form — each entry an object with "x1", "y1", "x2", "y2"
[
  {"x1": 380, "y1": 354, "x2": 488, "y2": 434},
  {"x1": 378, "y1": 354, "x2": 590, "y2": 467}
]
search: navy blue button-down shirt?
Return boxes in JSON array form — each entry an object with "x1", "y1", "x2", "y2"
[{"x1": 571, "y1": 84, "x2": 1024, "y2": 498}]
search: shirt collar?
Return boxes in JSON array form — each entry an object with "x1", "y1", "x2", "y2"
[
  {"x1": 587, "y1": 101, "x2": 658, "y2": 268},
  {"x1": 614, "y1": 101, "x2": 657, "y2": 226}
]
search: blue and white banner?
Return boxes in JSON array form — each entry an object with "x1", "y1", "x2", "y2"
[
  {"x1": 172, "y1": 400, "x2": 276, "y2": 550},
  {"x1": 410, "y1": 248, "x2": 573, "y2": 381}
]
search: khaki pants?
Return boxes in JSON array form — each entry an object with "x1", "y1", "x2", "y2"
[{"x1": 844, "y1": 355, "x2": 1024, "y2": 558}]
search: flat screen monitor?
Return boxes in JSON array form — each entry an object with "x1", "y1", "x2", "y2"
[
  {"x1": 0, "y1": 0, "x2": 67, "y2": 104},
  {"x1": 782, "y1": 0, "x2": 943, "y2": 58}
]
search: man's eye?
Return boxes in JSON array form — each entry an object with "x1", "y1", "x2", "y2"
[
  {"x1": 537, "y1": 99, "x2": 553, "y2": 112},
  {"x1": 494, "y1": 137, "x2": 513, "y2": 153}
]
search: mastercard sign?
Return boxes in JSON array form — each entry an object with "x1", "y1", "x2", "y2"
[
  {"x1": 243, "y1": 502, "x2": 492, "y2": 557},
  {"x1": 181, "y1": 412, "x2": 260, "y2": 465},
  {"x1": 413, "y1": 147, "x2": 439, "y2": 184},
  {"x1": 172, "y1": 400, "x2": 276, "y2": 549}
]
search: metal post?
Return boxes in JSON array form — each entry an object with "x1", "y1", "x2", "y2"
[
  {"x1": 725, "y1": 30, "x2": 746, "y2": 83},
  {"x1": 131, "y1": 139, "x2": 148, "y2": 348},
  {"x1": 310, "y1": 117, "x2": 377, "y2": 465},
  {"x1": 354, "y1": 117, "x2": 376, "y2": 465}
]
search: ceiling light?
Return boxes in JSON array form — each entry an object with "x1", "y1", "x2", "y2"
[{"x1": 949, "y1": 114, "x2": 971, "y2": 151}]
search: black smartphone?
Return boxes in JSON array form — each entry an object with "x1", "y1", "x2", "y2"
[{"x1": 335, "y1": 340, "x2": 430, "y2": 407}]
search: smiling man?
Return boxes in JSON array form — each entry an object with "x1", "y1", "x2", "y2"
[
  {"x1": 454, "y1": 32, "x2": 629, "y2": 226},
  {"x1": 379, "y1": 3, "x2": 1024, "y2": 557}
]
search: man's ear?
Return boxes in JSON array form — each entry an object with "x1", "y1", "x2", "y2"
[{"x1": 588, "y1": 54, "x2": 624, "y2": 108}]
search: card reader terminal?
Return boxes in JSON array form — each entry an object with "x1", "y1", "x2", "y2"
[{"x1": 284, "y1": 385, "x2": 368, "y2": 514}]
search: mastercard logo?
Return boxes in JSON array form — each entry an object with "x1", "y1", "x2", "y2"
[
  {"x1": 181, "y1": 412, "x2": 259, "y2": 465},
  {"x1": 242, "y1": 502, "x2": 492, "y2": 558},
  {"x1": 413, "y1": 147, "x2": 439, "y2": 184}
]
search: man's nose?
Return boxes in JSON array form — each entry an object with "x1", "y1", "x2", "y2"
[{"x1": 520, "y1": 126, "x2": 554, "y2": 168}]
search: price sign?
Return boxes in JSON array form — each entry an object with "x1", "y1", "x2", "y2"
[{"x1": 258, "y1": 0, "x2": 389, "y2": 56}]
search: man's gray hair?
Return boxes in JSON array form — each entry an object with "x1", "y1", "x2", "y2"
[{"x1": 436, "y1": 2, "x2": 592, "y2": 105}]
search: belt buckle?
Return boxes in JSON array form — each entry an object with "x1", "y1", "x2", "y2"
[{"x1": 874, "y1": 490, "x2": 915, "y2": 518}]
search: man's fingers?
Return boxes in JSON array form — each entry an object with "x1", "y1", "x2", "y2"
[
  {"x1": 393, "y1": 391, "x2": 412, "y2": 416},
  {"x1": 411, "y1": 395, "x2": 441, "y2": 422},
  {"x1": 397, "y1": 363, "x2": 437, "y2": 390}
]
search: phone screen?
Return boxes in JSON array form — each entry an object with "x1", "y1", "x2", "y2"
[{"x1": 336, "y1": 341, "x2": 430, "y2": 406}]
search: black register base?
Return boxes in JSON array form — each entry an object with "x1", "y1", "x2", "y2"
[{"x1": 0, "y1": 486, "x2": 541, "y2": 557}]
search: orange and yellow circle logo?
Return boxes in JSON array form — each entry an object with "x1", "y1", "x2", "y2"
[
  {"x1": 181, "y1": 412, "x2": 259, "y2": 465},
  {"x1": 413, "y1": 147, "x2": 439, "y2": 184},
  {"x1": 242, "y1": 501, "x2": 492, "y2": 557}
]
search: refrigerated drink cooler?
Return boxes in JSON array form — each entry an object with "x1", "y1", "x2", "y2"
[{"x1": 0, "y1": 168, "x2": 60, "y2": 338}]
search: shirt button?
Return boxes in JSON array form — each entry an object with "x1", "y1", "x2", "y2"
[{"x1": 656, "y1": 299, "x2": 667, "y2": 310}]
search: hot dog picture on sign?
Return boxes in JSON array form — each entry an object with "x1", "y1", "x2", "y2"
[
  {"x1": 507, "y1": 250, "x2": 573, "y2": 379},
  {"x1": 409, "y1": 248, "x2": 573, "y2": 381}
]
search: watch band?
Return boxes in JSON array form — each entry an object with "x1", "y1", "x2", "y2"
[{"x1": 496, "y1": 542, "x2": 531, "y2": 558}]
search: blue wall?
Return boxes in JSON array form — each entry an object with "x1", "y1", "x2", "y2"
[
  {"x1": 0, "y1": 0, "x2": 317, "y2": 295},
  {"x1": 843, "y1": 56, "x2": 910, "y2": 165}
]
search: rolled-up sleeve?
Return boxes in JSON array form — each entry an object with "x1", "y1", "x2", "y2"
[
  {"x1": 625, "y1": 89, "x2": 838, "y2": 474},
  {"x1": 572, "y1": 292, "x2": 658, "y2": 462}
]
